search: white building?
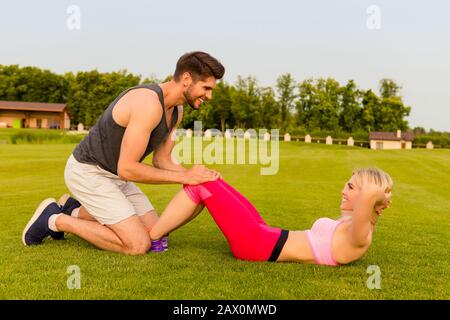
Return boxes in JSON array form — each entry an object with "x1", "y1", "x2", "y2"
[{"x1": 369, "y1": 130, "x2": 414, "y2": 150}]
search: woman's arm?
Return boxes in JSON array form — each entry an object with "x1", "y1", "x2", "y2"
[{"x1": 349, "y1": 184, "x2": 390, "y2": 247}]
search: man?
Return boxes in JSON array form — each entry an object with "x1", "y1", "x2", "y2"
[{"x1": 22, "y1": 51, "x2": 225, "y2": 255}]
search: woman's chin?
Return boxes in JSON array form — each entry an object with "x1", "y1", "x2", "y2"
[
  {"x1": 340, "y1": 202, "x2": 352, "y2": 210},
  {"x1": 340, "y1": 209, "x2": 353, "y2": 216}
]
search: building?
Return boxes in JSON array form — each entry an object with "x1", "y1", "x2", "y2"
[
  {"x1": 369, "y1": 130, "x2": 414, "y2": 150},
  {"x1": 0, "y1": 101, "x2": 70, "y2": 129}
]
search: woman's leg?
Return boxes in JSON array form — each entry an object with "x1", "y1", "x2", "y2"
[
  {"x1": 184, "y1": 180, "x2": 281, "y2": 261},
  {"x1": 218, "y1": 179, "x2": 266, "y2": 225},
  {"x1": 149, "y1": 189, "x2": 204, "y2": 240}
]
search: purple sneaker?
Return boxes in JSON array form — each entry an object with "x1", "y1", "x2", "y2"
[
  {"x1": 150, "y1": 239, "x2": 165, "y2": 252},
  {"x1": 161, "y1": 236, "x2": 169, "y2": 251}
]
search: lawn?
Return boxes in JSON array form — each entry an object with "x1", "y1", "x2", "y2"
[{"x1": 0, "y1": 141, "x2": 449, "y2": 299}]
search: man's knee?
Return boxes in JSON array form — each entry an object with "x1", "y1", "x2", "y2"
[
  {"x1": 124, "y1": 235, "x2": 151, "y2": 255},
  {"x1": 110, "y1": 216, "x2": 152, "y2": 255}
]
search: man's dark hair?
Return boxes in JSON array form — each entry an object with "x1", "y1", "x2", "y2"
[{"x1": 174, "y1": 51, "x2": 225, "y2": 82}]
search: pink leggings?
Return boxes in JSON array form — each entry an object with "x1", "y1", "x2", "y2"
[{"x1": 183, "y1": 179, "x2": 288, "y2": 261}]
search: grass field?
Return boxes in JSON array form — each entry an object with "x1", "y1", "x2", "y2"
[{"x1": 0, "y1": 141, "x2": 449, "y2": 299}]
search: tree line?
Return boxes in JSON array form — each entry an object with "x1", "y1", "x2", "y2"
[
  {"x1": 1, "y1": 64, "x2": 448, "y2": 146},
  {"x1": 184, "y1": 75, "x2": 412, "y2": 140}
]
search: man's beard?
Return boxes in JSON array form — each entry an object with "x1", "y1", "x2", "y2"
[{"x1": 183, "y1": 86, "x2": 199, "y2": 109}]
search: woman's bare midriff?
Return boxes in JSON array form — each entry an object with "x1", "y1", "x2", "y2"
[
  {"x1": 277, "y1": 221, "x2": 372, "y2": 265},
  {"x1": 277, "y1": 230, "x2": 315, "y2": 263}
]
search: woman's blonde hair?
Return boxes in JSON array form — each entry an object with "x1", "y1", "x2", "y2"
[
  {"x1": 352, "y1": 168, "x2": 394, "y2": 208},
  {"x1": 352, "y1": 168, "x2": 393, "y2": 192}
]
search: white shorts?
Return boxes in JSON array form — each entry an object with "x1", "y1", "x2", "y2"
[{"x1": 64, "y1": 154, "x2": 154, "y2": 225}]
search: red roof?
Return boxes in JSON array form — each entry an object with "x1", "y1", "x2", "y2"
[
  {"x1": 369, "y1": 131, "x2": 414, "y2": 141},
  {"x1": 0, "y1": 101, "x2": 66, "y2": 112}
]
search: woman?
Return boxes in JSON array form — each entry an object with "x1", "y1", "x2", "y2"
[{"x1": 149, "y1": 168, "x2": 393, "y2": 266}]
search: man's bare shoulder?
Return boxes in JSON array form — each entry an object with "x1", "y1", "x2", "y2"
[
  {"x1": 113, "y1": 87, "x2": 163, "y2": 129},
  {"x1": 127, "y1": 88, "x2": 161, "y2": 109}
]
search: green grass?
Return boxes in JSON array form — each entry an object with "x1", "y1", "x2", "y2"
[
  {"x1": 0, "y1": 141, "x2": 449, "y2": 299},
  {"x1": 0, "y1": 128, "x2": 85, "y2": 144}
]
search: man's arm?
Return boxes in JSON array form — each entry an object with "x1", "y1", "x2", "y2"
[
  {"x1": 152, "y1": 105, "x2": 186, "y2": 172},
  {"x1": 117, "y1": 92, "x2": 218, "y2": 185},
  {"x1": 117, "y1": 90, "x2": 182, "y2": 184}
]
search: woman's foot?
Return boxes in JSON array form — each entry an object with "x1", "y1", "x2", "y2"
[
  {"x1": 161, "y1": 235, "x2": 169, "y2": 251},
  {"x1": 150, "y1": 239, "x2": 165, "y2": 252}
]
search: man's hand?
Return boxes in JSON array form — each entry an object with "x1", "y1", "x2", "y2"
[{"x1": 182, "y1": 165, "x2": 221, "y2": 185}]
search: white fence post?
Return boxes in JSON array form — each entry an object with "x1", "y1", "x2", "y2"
[
  {"x1": 284, "y1": 133, "x2": 291, "y2": 142},
  {"x1": 305, "y1": 134, "x2": 311, "y2": 143},
  {"x1": 347, "y1": 137, "x2": 354, "y2": 147}
]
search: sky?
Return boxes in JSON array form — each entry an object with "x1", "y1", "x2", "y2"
[{"x1": 1, "y1": 0, "x2": 449, "y2": 131}]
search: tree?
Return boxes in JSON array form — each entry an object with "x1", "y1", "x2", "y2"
[
  {"x1": 339, "y1": 80, "x2": 362, "y2": 132},
  {"x1": 258, "y1": 87, "x2": 280, "y2": 129},
  {"x1": 0, "y1": 63, "x2": 415, "y2": 135},
  {"x1": 209, "y1": 81, "x2": 233, "y2": 131},
  {"x1": 379, "y1": 78, "x2": 401, "y2": 99},
  {"x1": 296, "y1": 79, "x2": 317, "y2": 130},
  {"x1": 377, "y1": 96, "x2": 410, "y2": 131},
  {"x1": 231, "y1": 76, "x2": 260, "y2": 129},
  {"x1": 179, "y1": 102, "x2": 197, "y2": 129},
  {"x1": 0, "y1": 65, "x2": 67, "y2": 103},
  {"x1": 413, "y1": 126, "x2": 426, "y2": 136},
  {"x1": 314, "y1": 78, "x2": 341, "y2": 131},
  {"x1": 377, "y1": 79, "x2": 411, "y2": 131},
  {"x1": 276, "y1": 73, "x2": 296, "y2": 132},
  {"x1": 296, "y1": 78, "x2": 341, "y2": 131},
  {"x1": 361, "y1": 89, "x2": 380, "y2": 132},
  {"x1": 66, "y1": 70, "x2": 140, "y2": 126}
]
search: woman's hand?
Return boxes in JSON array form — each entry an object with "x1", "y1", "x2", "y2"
[
  {"x1": 361, "y1": 182, "x2": 391, "y2": 215},
  {"x1": 350, "y1": 182, "x2": 392, "y2": 247}
]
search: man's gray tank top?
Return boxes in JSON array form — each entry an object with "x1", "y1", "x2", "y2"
[{"x1": 72, "y1": 83, "x2": 179, "y2": 175}]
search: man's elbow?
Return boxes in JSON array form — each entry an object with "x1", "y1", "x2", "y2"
[{"x1": 117, "y1": 164, "x2": 134, "y2": 181}]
